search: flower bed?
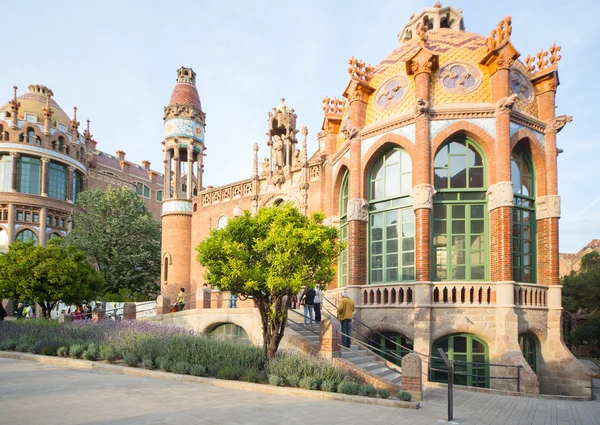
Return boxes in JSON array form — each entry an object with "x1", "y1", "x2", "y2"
[{"x1": 0, "y1": 320, "x2": 407, "y2": 400}]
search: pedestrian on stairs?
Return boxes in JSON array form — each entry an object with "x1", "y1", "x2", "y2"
[
  {"x1": 299, "y1": 286, "x2": 316, "y2": 325},
  {"x1": 337, "y1": 291, "x2": 355, "y2": 348},
  {"x1": 313, "y1": 284, "x2": 322, "y2": 323}
]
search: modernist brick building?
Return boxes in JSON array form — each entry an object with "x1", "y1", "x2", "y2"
[
  {"x1": 160, "y1": 5, "x2": 590, "y2": 396},
  {"x1": 0, "y1": 84, "x2": 164, "y2": 252}
]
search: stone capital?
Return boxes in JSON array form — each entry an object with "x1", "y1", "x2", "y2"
[
  {"x1": 347, "y1": 198, "x2": 369, "y2": 222},
  {"x1": 536, "y1": 195, "x2": 560, "y2": 219},
  {"x1": 41, "y1": 156, "x2": 51, "y2": 163},
  {"x1": 486, "y1": 181, "x2": 514, "y2": 211},
  {"x1": 410, "y1": 184, "x2": 436, "y2": 210}
]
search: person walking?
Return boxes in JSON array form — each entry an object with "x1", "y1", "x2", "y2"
[
  {"x1": 337, "y1": 291, "x2": 355, "y2": 348},
  {"x1": 26, "y1": 303, "x2": 36, "y2": 319},
  {"x1": 228, "y1": 292, "x2": 238, "y2": 308},
  {"x1": 177, "y1": 288, "x2": 186, "y2": 311},
  {"x1": 313, "y1": 284, "x2": 323, "y2": 323},
  {"x1": 299, "y1": 286, "x2": 316, "y2": 325},
  {"x1": 0, "y1": 302, "x2": 7, "y2": 321},
  {"x1": 290, "y1": 294, "x2": 298, "y2": 309},
  {"x1": 16, "y1": 303, "x2": 24, "y2": 319}
]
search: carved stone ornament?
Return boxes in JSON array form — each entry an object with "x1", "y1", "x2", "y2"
[
  {"x1": 373, "y1": 74, "x2": 409, "y2": 110},
  {"x1": 415, "y1": 98, "x2": 430, "y2": 118},
  {"x1": 341, "y1": 116, "x2": 359, "y2": 140},
  {"x1": 486, "y1": 181, "x2": 514, "y2": 211},
  {"x1": 410, "y1": 184, "x2": 436, "y2": 210},
  {"x1": 536, "y1": 195, "x2": 561, "y2": 219},
  {"x1": 495, "y1": 93, "x2": 518, "y2": 114},
  {"x1": 547, "y1": 115, "x2": 573, "y2": 133},
  {"x1": 347, "y1": 198, "x2": 369, "y2": 222},
  {"x1": 438, "y1": 62, "x2": 482, "y2": 95}
]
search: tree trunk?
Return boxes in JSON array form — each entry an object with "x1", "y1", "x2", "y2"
[{"x1": 254, "y1": 291, "x2": 292, "y2": 360}]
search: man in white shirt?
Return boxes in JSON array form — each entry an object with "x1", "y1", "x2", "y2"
[
  {"x1": 314, "y1": 284, "x2": 322, "y2": 323},
  {"x1": 26, "y1": 304, "x2": 35, "y2": 319}
]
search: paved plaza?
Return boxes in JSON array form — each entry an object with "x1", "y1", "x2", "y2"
[{"x1": 0, "y1": 358, "x2": 599, "y2": 425}]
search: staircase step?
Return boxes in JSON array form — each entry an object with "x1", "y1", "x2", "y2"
[
  {"x1": 366, "y1": 366, "x2": 391, "y2": 375},
  {"x1": 391, "y1": 375, "x2": 403, "y2": 384},
  {"x1": 343, "y1": 356, "x2": 377, "y2": 365},
  {"x1": 381, "y1": 371, "x2": 401, "y2": 382}
]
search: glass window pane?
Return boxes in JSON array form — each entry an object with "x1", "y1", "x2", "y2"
[
  {"x1": 400, "y1": 173, "x2": 412, "y2": 194},
  {"x1": 402, "y1": 237, "x2": 414, "y2": 251},
  {"x1": 402, "y1": 252, "x2": 415, "y2": 266},
  {"x1": 434, "y1": 205, "x2": 446, "y2": 219},
  {"x1": 373, "y1": 180, "x2": 384, "y2": 199},
  {"x1": 450, "y1": 156, "x2": 467, "y2": 188},
  {"x1": 401, "y1": 151, "x2": 412, "y2": 172},
  {"x1": 434, "y1": 145, "x2": 449, "y2": 168},
  {"x1": 434, "y1": 168, "x2": 448, "y2": 189},
  {"x1": 511, "y1": 159, "x2": 521, "y2": 194},
  {"x1": 371, "y1": 255, "x2": 383, "y2": 269},
  {"x1": 452, "y1": 265, "x2": 466, "y2": 279},
  {"x1": 386, "y1": 150, "x2": 400, "y2": 164},
  {"x1": 452, "y1": 220, "x2": 465, "y2": 234},
  {"x1": 371, "y1": 270, "x2": 383, "y2": 283},
  {"x1": 453, "y1": 250, "x2": 466, "y2": 265},
  {"x1": 449, "y1": 141, "x2": 466, "y2": 155},
  {"x1": 386, "y1": 240, "x2": 398, "y2": 253},
  {"x1": 471, "y1": 220, "x2": 484, "y2": 234},
  {"x1": 452, "y1": 235, "x2": 465, "y2": 249},
  {"x1": 434, "y1": 220, "x2": 446, "y2": 234},
  {"x1": 386, "y1": 254, "x2": 398, "y2": 267},
  {"x1": 454, "y1": 336, "x2": 467, "y2": 353},
  {"x1": 386, "y1": 268, "x2": 398, "y2": 281},
  {"x1": 402, "y1": 208, "x2": 413, "y2": 222},
  {"x1": 471, "y1": 235, "x2": 484, "y2": 250},
  {"x1": 471, "y1": 266, "x2": 485, "y2": 279},
  {"x1": 402, "y1": 223, "x2": 414, "y2": 237},
  {"x1": 385, "y1": 163, "x2": 400, "y2": 197},
  {"x1": 470, "y1": 251, "x2": 484, "y2": 265},
  {"x1": 372, "y1": 241, "x2": 383, "y2": 255},
  {"x1": 469, "y1": 168, "x2": 484, "y2": 188},
  {"x1": 471, "y1": 204, "x2": 484, "y2": 219},
  {"x1": 452, "y1": 205, "x2": 465, "y2": 218}
]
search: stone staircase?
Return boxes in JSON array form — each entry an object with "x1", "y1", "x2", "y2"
[{"x1": 285, "y1": 317, "x2": 402, "y2": 391}]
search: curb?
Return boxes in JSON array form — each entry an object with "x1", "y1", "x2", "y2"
[{"x1": 0, "y1": 351, "x2": 419, "y2": 409}]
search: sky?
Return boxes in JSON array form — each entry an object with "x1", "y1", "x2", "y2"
[{"x1": 1, "y1": 0, "x2": 598, "y2": 253}]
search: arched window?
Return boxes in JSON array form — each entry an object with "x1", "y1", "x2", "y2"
[
  {"x1": 0, "y1": 155, "x2": 10, "y2": 192},
  {"x1": 48, "y1": 162, "x2": 67, "y2": 201},
  {"x1": 217, "y1": 215, "x2": 228, "y2": 229},
  {"x1": 17, "y1": 156, "x2": 41, "y2": 195},
  {"x1": 519, "y1": 334, "x2": 537, "y2": 373},
  {"x1": 338, "y1": 172, "x2": 349, "y2": 287},
  {"x1": 0, "y1": 228, "x2": 8, "y2": 252},
  {"x1": 163, "y1": 257, "x2": 169, "y2": 281},
  {"x1": 209, "y1": 323, "x2": 250, "y2": 344},
  {"x1": 27, "y1": 128, "x2": 35, "y2": 144},
  {"x1": 512, "y1": 146, "x2": 535, "y2": 283},
  {"x1": 15, "y1": 229, "x2": 38, "y2": 245},
  {"x1": 369, "y1": 148, "x2": 414, "y2": 283},
  {"x1": 58, "y1": 136, "x2": 64, "y2": 152},
  {"x1": 369, "y1": 332, "x2": 413, "y2": 366},
  {"x1": 431, "y1": 333, "x2": 489, "y2": 388},
  {"x1": 274, "y1": 198, "x2": 284, "y2": 207},
  {"x1": 433, "y1": 139, "x2": 487, "y2": 281}
]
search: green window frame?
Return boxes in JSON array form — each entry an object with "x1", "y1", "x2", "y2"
[
  {"x1": 433, "y1": 139, "x2": 487, "y2": 281},
  {"x1": 136, "y1": 182, "x2": 150, "y2": 198},
  {"x1": 15, "y1": 229, "x2": 38, "y2": 245},
  {"x1": 17, "y1": 156, "x2": 41, "y2": 195},
  {"x1": 369, "y1": 148, "x2": 415, "y2": 284},
  {"x1": 339, "y1": 172, "x2": 349, "y2": 288},
  {"x1": 519, "y1": 334, "x2": 536, "y2": 373},
  {"x1": 156, "y1": 190, "x2": 163, "y2": 202},
  {"x1": 48, "y1": 162, "x2": 67, "y2": 201},
  {"x1": 0, "y1": 155, "x2": 10, "y2": 191},
  {"x1": 369, "y1": 332, "x2": 413, "y2": 366},
  {"x1": 209, "y1": 323, "x2": 249, "y2": 344},
  {"x1": 431, "y1": 333, "x2": 489, "y2": 388},
  {"x1": 511, "y1": 146, "x2": 536, "y2": 283}
]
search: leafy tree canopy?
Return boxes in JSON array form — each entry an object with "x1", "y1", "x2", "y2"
[
  {"x1": 562, "y1": 251, "x2": 600, "y2": 313},
  {"x1": 0, "y1": 240, "x2": 104, "y2": 317},
  {"x1": 66, "y1": 186, "x2": 161, "y2": 300},
  {"x1": 196, "y1": 203, "x2": 341, "y2": 358}
]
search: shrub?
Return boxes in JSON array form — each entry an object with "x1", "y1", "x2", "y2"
[
  {"x1": 190, "y1": 364, "x2": 208, "y2": 377},
  {"x1": 56, "y1": 346, "x2": 70, "y2": 357},
  {"x1": 206, "y1": 362, "x2": 223, "y2": 377},
  {"x1": 69, "y1": 344, "x2": 85, "y2": 358},
  {"x1": 123, "y1": 352, "x2": 139, "y2": 367},
  {"x1": 99, "y1": 345, "x2": 118, "y2": 363},
  {"x1": 240, "y1": 368, "x2": 261, "y2": 383},
  {"x1": 39, "y1": 342, "x2": 62, "y2": 356},
  {"x1": 216, "y1": 365, "x2": 240, "y2": 380},
  {"x1": 16, "y1": 343, "x2": 32, "y2": 353},
  {"x1": 378, "y1": 389, "x2": 390, "y2": 399},
  {"x1": 321, "y1": 379, "x2": 338, "y2": 393},
  {"x1": 142, "y1": 357, "x2": 155, "y2": 370},
  {"x1": 397, "y1": 391, "x2": 412, "y2": 401},
  {"x1": 285, "y1": 374, "x2": 300, "y2": 387},
  {"x1": 268, "y1": 375, "x2": 285, "y2": 386},
  {"x1": 171, "y1": 361, "x2": 191, "y2": 375},
  {"x1": 358, "y1": 384, "x2": 377, "y2": 397},
  {"x1": 0, "y1": 339, "x2": 17, "y2": 350},
  {"x1": 299, "y1": 376, "x2": 320, "y2": 391},
  {"x1": 267, "y1": 352, "x2": 349, "y2": 388},
  {"x1": 337, "y1": 381, "x2": 360, "y2": 395},
  {"x1": 82, "y1": 344, "x2": 99, "y2": 361},
  {"x1": 158, "y1": 357, "x2": 172, "y2": 372}
]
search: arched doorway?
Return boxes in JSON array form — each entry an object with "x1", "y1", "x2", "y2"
[
  {"x1": 369, "y1": 332, "x2": 413, "y2": 366},
  {"x1": 209, "y1": 323, "x2": 250, "y2": 344},
  {"x1": 431, "y1": 333, "x2": 489, "y2": 388}
]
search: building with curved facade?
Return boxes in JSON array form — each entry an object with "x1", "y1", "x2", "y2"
[
  {"x1": 0, "y1": 85, "x2": 164, "y2": 252},
  {"x1": 159, "y1": 4, "x2": 590, "y2": 397}
]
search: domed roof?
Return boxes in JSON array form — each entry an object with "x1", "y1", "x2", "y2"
[
  {"x1": 168, "y1": 67, "x2": 202, "y2": 111},
  {"x1": 1, "y1": 85, "x2": 71, "y2": 127}
]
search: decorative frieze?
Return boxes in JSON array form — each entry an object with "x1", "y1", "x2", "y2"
[
  {"x1": 536, "y1": 195, "x2": 561, "y2": 219},
  {"x1": 410, "y1": 184, "x2": 436, "y2": 210},
  {"x1": 162, "y1": 199, "x2": 192, "y2": 216},
  {"x1": 347, "y1": 198, "x2": 369, "y2": 222},
  {"x1": 486, "y1": 181, "x2": 514, "y2": 211}
]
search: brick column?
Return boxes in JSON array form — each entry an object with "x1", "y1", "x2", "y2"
[
  {"x1": 319, "y1": 318, "x2": 341, "y2": 359},
  {"x1": 39, "y1": 207, "x2": 47, "y2": 246},
  {"x1": 9, "y1": 153, "x2": 18, "y2": 192},
  {"x1": 40, "y1": 157, "x2": 50, "y2": 197}
]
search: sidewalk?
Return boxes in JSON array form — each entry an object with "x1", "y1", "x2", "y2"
[{"x1": 0, "y1": 357, "x2": 599, "y2": 425}]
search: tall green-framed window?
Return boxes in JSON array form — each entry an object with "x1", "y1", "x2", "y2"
[
  {"x1": 433, "y1": 139, "x2": 487, "y2": 281},
  {"x1": 369, "y1": 332, "x2": 413, "y2": 366},
  {"x1": 519, "y1": 334, "x2": 537, "y2": 373},
  {"x1": 0, "y1": 155, "x2": 10, "y2": 192},
  {"x1": 18, "y1": 156, "x2": 41, "y2": 195},
  {"x1": 15, "y1": 229, "x2": 38, "y2": 245},
  {"x1": 511, "y1": 146, "x2": 535, "y2": 283},
  {"x1": 369, "y1": 148, "x2": 414, "y2": 283},
  {"x1": 48, "y1": 162, "x2": 67, "y2": 201},
  {"x1": 136, "y1": 182, "x2": 150, "y2": 198},
  {"x1": 156, "y1": 190, "x2": 163, "y2": 202},
  {"x1": 73, "y1": 172, "x2": 82, "y2": 204},
  {"x1": 339, "y1": 172, "x2": 349, "y2": 288},
  {"x1": 431, "y1": 333, "x2": 489, "y2": 388}
]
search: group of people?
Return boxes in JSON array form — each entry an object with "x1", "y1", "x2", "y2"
[{"x1": 12, "y1": 303, "x2": 36, "y2": 319}]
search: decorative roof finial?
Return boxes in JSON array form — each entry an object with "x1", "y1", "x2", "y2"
[
  {"x1": 486, "y1": 16, "x2": 512, "y2": 52},
  {"x1": 524, "y1": 55, "x2": 536, "y2": 73},
  {"x1": 549, "y1": 43, "x2": 562, "y2": 65},
  {"x1": 417, "y1": 22, "x2": 428, "y2": 46},
  {"x1": 12, "y1": 86, "x2": 18, "y2": 102},
  {"x1": 536, "y1": 49, "x2": 549, "y2": 70},
  {"x1": 301, "y1": 126, "x2": 308, "y2": 166},
  {"x1": 434, "y1": 1, "x2": 442, "y2": 8},
  {"x1": 252, "y1": 142, "x2": 259, "y2": 178},
  {"x1": 322, "y1": 96, "x2": 346, "y2": 114},
  {"x1": 347, "y1": 57, "x2": 374, "y2": 82}
]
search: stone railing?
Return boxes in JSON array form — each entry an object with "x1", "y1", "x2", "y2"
[
  {"x1": 200, "y1": 180, "x2": 253, "y2": 207},
  {"x1": 360, "y1": 283, "x2": 416, "y2": 307},
  {"x1": 513, "y1": 283, "x2": 548, "y2": 308},
  {"x1": 431, "y1": 283, "x2": 496, "y2": 305}
]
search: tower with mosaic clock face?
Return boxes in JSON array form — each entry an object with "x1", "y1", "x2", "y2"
[{"x1": 161, "y1": 67, "x2": 206, "y2": 300}]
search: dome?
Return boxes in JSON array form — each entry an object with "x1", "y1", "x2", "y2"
[
  {"x1": 0, "y1": 85, "x2": 72, "y2": 128},
  {"x1": 168, "y1": 67, "x2": 202, "y2": 111}
]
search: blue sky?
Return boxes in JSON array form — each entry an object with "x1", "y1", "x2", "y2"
[{"x1": 1, "y1": 0, "x2": 598, "y2": 253}]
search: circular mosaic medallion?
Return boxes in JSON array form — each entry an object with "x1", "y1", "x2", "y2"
[
  {"x1": 509, "y1": 69, "x2": 534, "y2": 103},
  {"x1": 374, "y1": 75, "x2": 409, "y2": 110},
  {"x1": 438, "y1": 62, "x2": 482, "y2": 95}
]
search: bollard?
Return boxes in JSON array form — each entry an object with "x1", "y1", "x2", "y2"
[
  {"x1": 123, "y1": 302, "x2": 137, "y2": 320},
  {"x1": 401, "y1": 353, "x2": 423, "y2": 401},
  {"x1": 319, "y1": 318, "x2": 342, "y2": 359}
]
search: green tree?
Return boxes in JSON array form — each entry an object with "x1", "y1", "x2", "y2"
[
  {"x1": 0, "y1": 240, "x2": 104, "y2": 317},
  {"x1": 196, "y1": 204, "x2": 340, "y2": 359},
  {"x1": 66, "y1": 186, "x2": 161, "y2": 300},
  {"x1": 562, "y1": 251, "x2": 600, "y2": 314},
  {"x1": 567, "y1": 312, "x2": 600, "y2": 355}
]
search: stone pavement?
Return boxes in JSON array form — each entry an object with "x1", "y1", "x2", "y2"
[{"x1": 0, "y1": 358, "x2": 599, "y2": 425}]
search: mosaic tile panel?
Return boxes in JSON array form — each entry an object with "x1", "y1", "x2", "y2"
[{"x1": 510, "y1": 122, "x2": 545, "y2": 146}]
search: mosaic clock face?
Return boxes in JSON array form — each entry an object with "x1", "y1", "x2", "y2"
[
  {"x1": 374, "y1": 75, "x2": 410, "y2": 110},
  {"x1": 438, "y1": 62, "x2": 482, "y2": 95},
  {"x1": 164, "y1": 118, "x2": 205, "y2": 143}
]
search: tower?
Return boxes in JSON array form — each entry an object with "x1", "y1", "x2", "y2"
[{"x1": 161, "y1": 67, "x2": 206, "y2": 300}]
